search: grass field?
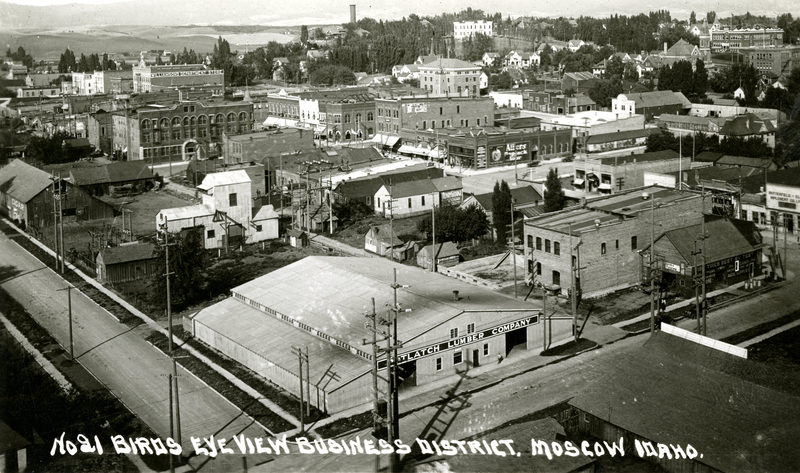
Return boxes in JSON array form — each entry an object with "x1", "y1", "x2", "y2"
[{"x1": 332, "y1": 214, "x2": 428, "y2": 250}]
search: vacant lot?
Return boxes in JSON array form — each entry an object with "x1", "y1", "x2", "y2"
[
  {"x1": 34, "y1": 189, "x2": 193, "y2": 268},
  {"x1": 333, "y1": 214, "x2": 427, "y2": 250}
]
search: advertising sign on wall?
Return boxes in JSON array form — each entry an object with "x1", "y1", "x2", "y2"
[
  {"x1": 766, "y1": 183, "x2": 800, "y2": 211},
  {"x1": 489, "y1": 142, "x2": 528, "y2": 164}
]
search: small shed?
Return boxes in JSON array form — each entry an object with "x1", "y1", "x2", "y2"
[
  {"x1": 287, "y1": 229, "x2": 308, "y2": 248},
  {"x1": 364, "y1": 224, "x2": 403, "y2": 256},
  {"x1": 417, "y1": 241, "x2": 461, "y2": 270},
  {"x1": 96, "y1": 242, "x2": 158, "y2": 284}
]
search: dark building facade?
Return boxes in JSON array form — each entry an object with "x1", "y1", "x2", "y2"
[{"x1": 375, "y1": 95, "x2": 495, "y2": 135}]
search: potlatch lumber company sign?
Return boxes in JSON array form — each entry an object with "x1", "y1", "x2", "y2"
[{"x1": 378, "y1": 315, "x2": 539, "y2": 368}]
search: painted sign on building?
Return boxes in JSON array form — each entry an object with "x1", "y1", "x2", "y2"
[
  {"x1": 378, "y1": 315, "x2": 539, "y2": 368},
  {"x1": 490, "y1": 142, "x2": 528, "y2": 163},
  {"x1": 766, "y1": 183, "x2": 800, "y2": 212},
  {"x1": 643, "y1": 172, "x2": 676, "y2": 188},
  {"x1": 404, "y1": 103, "x2": 429, "y2": 114}
]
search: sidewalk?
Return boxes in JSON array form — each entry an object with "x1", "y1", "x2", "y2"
[{"x1": 298, "y1": 320, "x2": 628, "y2": 436}]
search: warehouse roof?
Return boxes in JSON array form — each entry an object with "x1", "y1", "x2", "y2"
[
  {"x1": 596, "y1": 149, "x2": 680, "y2": 166},
  {"x1": 69, "y1": 161, "x2": 154, "y2": 186},
  {"x1": 570, "y1": 330, "x2": 800, "y2": 473},
  {"x1": 228, "y1": 256, "x2": 540, "y2": 350},
  {"x1": 646, "y1": 216, "x2": 762, "y2": 263},
  {"x1": 585, "y1": 128, "x2": 660, "y2": 145}
]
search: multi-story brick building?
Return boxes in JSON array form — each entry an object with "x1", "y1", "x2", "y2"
[
  {"x1": 699, "y1": 27, "x2": 783, "y2": 56},
  {"x1": 375, "y1": 95, "x2": 494, "y2": 136},
  {"x1": 132, "y1": 59, "x2": 224, "y2": 94},
  {"x1": 453, "y1": 20, "x2": 493, "y2": 40},
  {"x1": 572, "y1": 150, "x2": 691, "y2": 193},
  {"x1": 87, "y1": 109, "x2": 114, "y2": 155},
  {"x1": 418, "y1": 58, "x2": 482, "y2": 95},
  {"x1": 523, "y1": 186, "x2": 707, "y2": 298},
  {"x1": 319, "y1": 95, "x2": 376, "y2": 142},
  {"x1": 221, "y1": 128, "x2": 314, "y2": 165},
  {"x1": 115, "y1": 99, "x2": 254, "y2": 164},
  {"x1": 741, "y1": 45, "x2": 800, "y2": 77}
]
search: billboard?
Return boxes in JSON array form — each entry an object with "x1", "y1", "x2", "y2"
[
  {"x1": 643, "y1": 172, "x2": 676, "y2": 188},
  {"x1": 489, "y1": 142, "x2": 528, "y2": 165}
]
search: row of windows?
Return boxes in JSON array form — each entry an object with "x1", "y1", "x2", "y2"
[
  {"x1": 530, "y1": 236, "x2": 561, "y2": 255},
  {"x1": 435, "y1": 342, "x2": 490, "y2": 371},
  {"x1": 448, "y1": 323, "x2": 475, "y2": 340},
  {"x1": 378, "y1": 108, "x2": 399, "y2": 118},
  {"x1": 423, "y1": 84, "x2": 479, "y2": 94},
  {"x1": 141, "y1": 112, "x2": 249, "y2": 130}
]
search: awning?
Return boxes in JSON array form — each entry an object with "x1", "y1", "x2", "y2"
[
  {"x1": 314, "y1": 124, "x2": 326, "y2": 133},
  {"x1": 264, "y1": 117, "x2": 281, "y2": 126},
  {"x1": 598, "y1": 183, "x2": 612, "y2": 190},
  {"x1": 372, "y1": 134, "x2": 400, "y2": 147},
  {"x1": 398, "y1": 145, "x2": 431, "y2": 157},
  {"x1": 573, "y1": 178, "x2": 585, "y2": 186}
]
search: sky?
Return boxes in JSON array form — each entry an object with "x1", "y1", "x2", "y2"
[{"x1": 0, "y1": 0, "x2": 798, "y2": 28}]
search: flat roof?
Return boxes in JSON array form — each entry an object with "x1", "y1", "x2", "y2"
[{"x1": 525, "y1": 186, "x2": 698, "y2": 234}]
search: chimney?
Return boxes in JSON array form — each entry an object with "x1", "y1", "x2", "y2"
[
  {"x1": 664, "y1": 42, "x2": 668, "y2": 53},
  {"x1": 350, "y1": 4, "x2": 356, "y2": 24}
]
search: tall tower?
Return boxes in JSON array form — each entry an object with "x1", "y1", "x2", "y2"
[{"x1": 350, "y1": 5, "x2": 356, "y2": 24}]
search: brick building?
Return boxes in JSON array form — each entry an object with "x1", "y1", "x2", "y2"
[
  {"x1": 375, "y1": 95, "x2": 494, "y2": 136},
  {"x1": 418, "y1": 58, "x2": 482, "y2": 95},
  {"x1": 612, "y1": 91, "x2": 691, "y2": 122},
  {"x1": 118, "y1": 99, "x2": 254, "y2": 164},
  {"x1": 523, "y1": 186, "x2": 707, "y2": 298},
  {"x1": 87, "y1": 109, "x2": 114, "y2": 155},
  {"x1": 572, "y1": 150, "x2": 691, "y2": 194},
  {"x1": 741, "y1": 45, "x2": 800, "y2": 77},
  {"x1": 453, "y1": 20, "x2": 493, "y2": 40},
  {"x1": 222, "y1": 128, "x2": 314, "y2": 165},
  {"x1": 132, "y1": 60, "x2": 224, "y2": 94}
]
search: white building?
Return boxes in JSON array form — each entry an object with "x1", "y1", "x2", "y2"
[
  {"x1": 453, "y1": 20, "x2": 493, "y2": 40},
  {"x1": 71, "y1": 72, "x2": 95, "y2": 95},
  {"x1": 156, "y1": 170, "x2": 278, "y2": 249}
]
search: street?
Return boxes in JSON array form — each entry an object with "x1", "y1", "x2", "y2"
[{"x1": 0, "y1": 228, "x2": 273, "y2": 472}]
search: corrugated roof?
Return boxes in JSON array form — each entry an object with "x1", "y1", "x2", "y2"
[
  {"x1": 0, "y1": 159, "x2": 54, "y2": 203},
  {"x1": 98, "y1": 242, "x2": 157, "y2": 265},
  {"x1": 570, "y1": 331, "x2": 800, "y2": 473},
  {"x1": 621, "y1": 90, "x2": 691, "y2": 109}
]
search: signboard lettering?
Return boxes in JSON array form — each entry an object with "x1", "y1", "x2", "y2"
[
  {"x1": 404, "y1": 103, "x2": 428, "y2": 114},
  {"x1": 378, "y1": 315, "x2": 538, "y2": 368},
  {"x1": 489, "y1": 142, "x2": 528, "y2": 163}
]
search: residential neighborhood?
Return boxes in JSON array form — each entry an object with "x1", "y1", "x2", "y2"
[{"x1": 2, "y1": 3, "x2": 800, "y2": 473}]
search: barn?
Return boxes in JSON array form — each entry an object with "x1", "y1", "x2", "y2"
[
  {"x1": 185, "y1": 256, "x2": 573, "y2": 413},
  {"x1": 0, "y1": 159, "x2": 115, "y2": 229}
]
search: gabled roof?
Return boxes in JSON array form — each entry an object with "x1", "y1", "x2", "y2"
[
  {"x1": 715, "y1": 155, "x2": 773, "y2": 169},
  {"x1": 420, "y1": 241, "x2": 459, "y2": 259},
  {"x1": 98, "y1": 242, "x2": 157, "y2": 265},
  {"x1": 367, "y1": 224, "x2": 403, "y2": 246},
  {"x1": 766, "y1": 166, "x2": 800, "y2": 187},
  {"x1": 719, "y1": 113, "x2": 776, "y2": 136},
  {"x1": 0, "y1": 159, "x2": 54, "y2": 203},
  {"x1": 467, "y1": 186, "x2": 543, "y2": 212},
  {"x1": 335, "y1": 165, "x2": 444, "y2": 200},
  {"x1": 570, "y1": 330, "x2": 800, "y2": 473},
  {"x1": 694, "y1": 151, "x2": 725, "y2": 163},
  {"x1": 658, "y1": 216, "x2": 759, "y2": 263},
  {"x1": 664, "y1": 38, "x2": 698, "y2": 57},
  {"x1": 563, "y1": 71, "x2": 595, "y2": 81},
  {"x1": 199, "y1": 170, "x2": 251, "y2": 189},
  {"x1": 387, "y1": 176, "x2": 461, "y2": 199},
  {"x1": 620, "y1": 90, "x2": 691, "y2": 109},
  {"x1": 585, "y1": 127, "x2": 661, "y2": 145},
  {"x1": 252, "y1": 204, "x2": 278, "y2": 221},
  {"x1": 69, "y1": 161, "x2": 154, "y2": 186}
]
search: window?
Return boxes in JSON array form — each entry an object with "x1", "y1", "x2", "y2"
[
  {"x1": 408, "y1": 198, "x2": 412, "y2": 208},
  {"x1": 344, "y1": 114, "x2": 350, "y2": 123},
  {"x1": 552, "y1": 270, "x2": 561, "y2": 286},
  {"x1": 229, "y1": 193, "x2": 238, "y2": 206},
  {"x1": 256, "y1": 225, "x2": 263, "y2": 232},
  {"x1": 422, "y1": 195, "x2": 426, "y2": 206},
  {"x1": 601, "y1": 243, "x2": 606, "y2": 255},
  {"x1": 536, "y1": 262, "x2": 541, "y2": 275},
  {"x1": 436, "y1": 357, "x2": 442, "y2": 371},
  {"x1": 554, "y1": 242, "x2": 560, "y2": 255},
  {"x1": 367, "y1": 112, "x2": 374, "y2": 121},
  {"x1": 527, "y1": 235, "x2": 533, "y2": 248},
  {"x1": 467, "y1": 323, "x2": 475, "y2": 334},
  {"x1": 422, "y1": 121, "x2": 427, "y2": 129},
  {"x1": 207, "y1": 230, "x2": 215, "y2": 239},
  {"x1": 536, "y1": 237, "x2": 542, "y2": 250},
  {"x1": 239, "y1": 112, "x2": 247, "y2": 122},
  {"x1": 439, "y1": 107, "x2": 443, "y2": 115},
  {"x1": 545, "y1": 239, "x2": 551, "y2": 253},
  {"x1": 227, "y1": 112, "x2": 236, "y2": 123},
  {"x1": 483, "y1": 343, "x2": 489, "y2": 356},
  {"x1": 457, "y1": 105, "x2": 461, "y2": 113},
  {"x1": 172, "y1": 117, "x2": 181, "y2": 127},
  {"x1": 735, "y1": 260, "x2": 740, "y2": 271},
  {"x1": 198, "y1": 115, "x2": 207, "y2": 126},
  {"x1": 183, "y1": 117, "x2": 190, "y2": 127},
  {"x1": 631, "y1": 236, "x2": 637, "y2": 250},
  {"x1": 450, "y1": 327, "x2": 458, "y2": 339},
  {"x1": 141, "y1": 119, "x2": 151, "y2": 129},
  {"x1": 453, "y1": 350, "x2": 463, "y2": 365}
]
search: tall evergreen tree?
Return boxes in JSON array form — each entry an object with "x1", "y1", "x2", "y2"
[
  {"x1": 544, "y1": 169, "x2": 566, "y2": 213},
  {"x1": 492, "y1": 180, "x2": 512, "y2": 243}
]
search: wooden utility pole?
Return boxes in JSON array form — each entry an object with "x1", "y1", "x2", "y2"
[
  {"x1": 431, "y1": 191, "x2": 435, "y2": 272},
  {"x1": 511, "y1": 198, "x2": 517, "y2": 298},
  {"x1": 291, "y1": 346, "x2": 308, "y2": 433},
  {"x1": 58, "y1": 172, "x2": 65, "y2": 273},
  {"x1": 162, "y1": 217, "x2": 182, "y2": 447},
  {"x1": 363, "y1": 298, "x2": 386, "y2": 473},
  {"x1": 52, "y1": 174, "x2": 59, "y2": 268},
  {"x1": 388, "y1": 269, "x2": 408, "y2": 472}
]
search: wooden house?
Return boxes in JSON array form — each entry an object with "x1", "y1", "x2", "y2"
[
  {"x1": 96, "y1": 242, "x2": 158, "y2": 284},
  {"x1": 287, "y1": 229, "x2": 308, "y2": 247},
  {"x1": 417, "y1": 241, "x2": 461, "y2": 270}
]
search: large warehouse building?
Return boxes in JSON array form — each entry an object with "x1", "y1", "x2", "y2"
[{"x1": 186, "y1": 257, "x2": 572, "y2": 413}]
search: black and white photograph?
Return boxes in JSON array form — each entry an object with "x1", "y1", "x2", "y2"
[{"x1": 0, "y1": 0, "x2": 799, "y2": 471}]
